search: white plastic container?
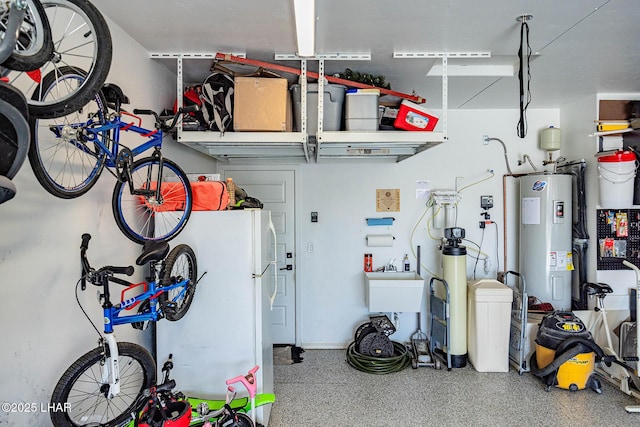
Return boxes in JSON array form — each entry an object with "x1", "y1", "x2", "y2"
[
  {"x1": 597, "y1": 150, "x2": 637, "y2": 208},
  {"x1": 467, "y1": 279, "x2": 513, "y2": 372},
  {"x1": 291, "y1": 83, "x2": 346, "y2": 135},
  {"x1": 345, "y1": 90, "x2": 380, "y2": 131},
  {"x1": 364, "y1": 272, "x2": 424, "y2": 312}
]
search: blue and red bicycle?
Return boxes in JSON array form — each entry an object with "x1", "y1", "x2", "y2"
[
  {"x1": 27, "y1": 69, "x2": 195, "y2": 244},
  {"x1": 50, "y1": 233, "x2": 200, "y2": 427}
]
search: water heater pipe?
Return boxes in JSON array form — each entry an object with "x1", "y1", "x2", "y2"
[
  {"x1": 502, "y1": 172, "x2": 531, "y2": 271},
  {"x1": 487, "y1": 137, "x2": 513, "y2": 174}
]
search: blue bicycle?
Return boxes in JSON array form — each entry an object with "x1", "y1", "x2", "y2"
[
  {"x1": 27, "y1": 69, "x2": 194, "y2": 244},
  {"x1": 50, "y1": 233, "x2": 199, "y2": 427}
]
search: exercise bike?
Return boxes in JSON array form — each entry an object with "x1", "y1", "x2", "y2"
[
  {"x1": 584, "y1": 261, "x2": 640, "y2": 413},
  {"x1": 622, "y1": 260, "x2": 640, "y2": 413}
]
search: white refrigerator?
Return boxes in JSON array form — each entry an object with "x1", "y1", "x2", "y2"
[{"x1": 156, "y1": 209, "x2": 276, "y2": 426}]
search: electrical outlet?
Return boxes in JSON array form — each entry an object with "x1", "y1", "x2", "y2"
[
  {"x1": 482, "y1": 135, "x2": 489, "y2": 145},
  {"x1": 481, "y1": 195, "x2": 494, "y2": 209}
]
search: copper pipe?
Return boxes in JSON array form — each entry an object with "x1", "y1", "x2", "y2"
[{"x1": 502, "y1": 172, "x2": 533, "y2": 271}]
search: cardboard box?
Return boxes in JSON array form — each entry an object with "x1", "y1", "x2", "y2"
[
  {"x1": 394, "y1": 99, "x2": 439, "y2": 131},
  {"x1": 233, "y1": 77, "x2": 292, "y2": 132},
  {"x1": 599, "y1": 100, "x2": 631, "y2": 121}
]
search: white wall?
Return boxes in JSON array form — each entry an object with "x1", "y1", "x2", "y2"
[
  {"x1": 0, "y1": 18, "x2": 215, "y2": 426},
  {"x1": 297, "y1": 108, "x2": 560, "y2": 347}
]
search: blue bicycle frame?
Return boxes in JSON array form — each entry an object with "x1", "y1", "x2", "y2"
[
  {"x1": 103, "y1": 277, "x2": 187, "y2": 334},
  {"x1": 51, "y1": 111, "x2": 165, "y2": 171}
]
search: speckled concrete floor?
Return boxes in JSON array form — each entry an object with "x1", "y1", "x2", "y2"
[{"x1": 269, "y1": 349, "x2": 640, "y2": 427}]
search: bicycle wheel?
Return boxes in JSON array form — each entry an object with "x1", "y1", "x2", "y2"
[
  {"x1": 112, "y1": 157, "x2": 193, "y2": 244},
  {"x1": 218, "y1": 412, "x2": 255, "y2": 427},
  {"x1": 5, "y1": 0, "x2": 112, "y2": 119},
  {"x1": 28, "y1": 66, "x2": 109, "y2": 198},
  {"x1": 0, "y1": 0, "x2": 53, "y2": 71},
  {"x1": 159, "y1": 244, "x2": 198, "y2": 321},
  {"x1": 50, "y1": 341, "x2": 156, "y2": 427},
  {"x1": 0, "y1": 82, "x2": 29, "y2": 180}
]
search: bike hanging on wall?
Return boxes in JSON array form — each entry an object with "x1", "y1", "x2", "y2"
[
  {"x1": 28, "y1": 71, "x2": 195, "y2": 244},
  {"x1": 50, "y1": 233, "x2": 201, "y2": 427}
]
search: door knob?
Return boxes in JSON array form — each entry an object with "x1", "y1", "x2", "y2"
[{"x1": 280, "y1": 264, "x2": 293, "y2": 271}]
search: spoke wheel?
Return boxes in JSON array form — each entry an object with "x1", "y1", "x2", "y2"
[
  {"x1": 5, "y1": 0, "x2": 112, "y2": 119},
  {"x1": 28, "y1": 67, "x2": 109, "y2": 198},
  {"x1": 0, "y1": 0, "x2": 53, "y2": 70},
  {"x1": 159, "y1": 244, "x2": 198, "y2": 321},
  {"x1": 50, "y1": 342, "x2": 155, "y2": 427},
  {"x1": 112, "y1": 157, "x2": 193, "y2": 244}
]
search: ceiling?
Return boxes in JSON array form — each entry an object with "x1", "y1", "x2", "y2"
[{"x1": 92, "y1": 0, "x2": 640, "y2": 110}]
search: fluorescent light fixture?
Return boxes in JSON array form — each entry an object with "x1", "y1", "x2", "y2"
[{"x1": 293, "y1": 0, "x2": 315, "y2": 57}]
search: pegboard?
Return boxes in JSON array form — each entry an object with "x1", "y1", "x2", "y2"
[{"x1": 596, "y1": 209, "x2": 640, "y2": 270}]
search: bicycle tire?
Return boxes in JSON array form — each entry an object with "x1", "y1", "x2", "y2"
[
  {"x1": 5, "y1": 0, "x2": 112, "y2": 119},
  {"x1": 191, "y1": 412, "x2": 255, "y2": 427},
  {"x1": 218, "y1": 412, "x2": 255, "y2": 427},
  {"x1": 112, "y1": 157, "x2": 193, "y2": 244},
  {"x1": 0, "y1": 0, "x2": 54, "y2": 71},
  {"x1": 50, "y1": 341, "x2": 156, "y2": 427},
  {"x1": 28, "y1": 67, "x2": 109, "y2": 198},
  {"x1": 159, "y1": 244, "x2": 198, "y2": 321},
  {"x1": 0, "y1": 82, "x2": 29, "y2": 180}
]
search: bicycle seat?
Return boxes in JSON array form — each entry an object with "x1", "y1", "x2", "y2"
[
  {"x1": 584, "y1": 282, "x2": 613, "y2": 296},
  {"x1": 102, "y1": 83, "x2": 129, "y2": 107},
  {"x1": 136, "y1": 240, "x2": 170, "y2": 265}
]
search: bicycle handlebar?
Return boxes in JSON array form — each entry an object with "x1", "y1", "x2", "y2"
[
  {"x1": 132, "y1": 108, "x2": 155, "y2": 117},
  {"x1": 81, "y1": 233, "x2": 91, "y2": 250},
  {"x1": 153, "y1": 379, "x2": 176, "y2": 394},
  {"x1": 226, "y1": 365, "x2": 259, "y2": 398},
  {"x1": 132, "y1": 106, "x2": 199, "y2": 133},
  {"x1": 80, "y1": 234, "x2": 92, "y2": 290},
  {"x1": 103, "y1": 265, "x2": 134, "y2": 276},
  {"x1": 79, "y1": 233, "x2": 134, "y2": 288}
]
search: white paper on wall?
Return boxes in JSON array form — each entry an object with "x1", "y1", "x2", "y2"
[{"x1": 522, "y1": 197, "x2": 541, "y2": 225}]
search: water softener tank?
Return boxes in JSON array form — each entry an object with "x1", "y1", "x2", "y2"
[
  {"x1": 519, "y1": 174, "x2": 573, "y2": 310},
  {"x1": 442, "y1": 227, "x2": 467, "y2": 368}
]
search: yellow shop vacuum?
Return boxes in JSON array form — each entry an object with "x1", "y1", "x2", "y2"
[{"x1": 530, "y1": 311, "x2": 604, "y2": 392}]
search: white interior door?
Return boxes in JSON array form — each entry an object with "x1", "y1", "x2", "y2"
[{"x1": 220, "y1": 168, "x2": 296, "y2": 345}]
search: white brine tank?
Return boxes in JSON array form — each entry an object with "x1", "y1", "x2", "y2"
[{"x1": 519, "y1": 174, "x2": 573, "y2": 310}]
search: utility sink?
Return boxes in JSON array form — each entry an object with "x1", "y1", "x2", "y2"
[{"x1": 364, "y1": 272, "x2": 425, "y2": 313}]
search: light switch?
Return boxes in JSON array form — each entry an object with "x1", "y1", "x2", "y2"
[{"x1": 311, "y1": 211, "x2": 318, "y2": 223}]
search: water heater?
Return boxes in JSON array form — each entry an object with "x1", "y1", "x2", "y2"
[{"x1": 519, "y1": 174, "x2": 573, "y2": 310}]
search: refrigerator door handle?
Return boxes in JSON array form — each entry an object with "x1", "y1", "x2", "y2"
[{"x1": 269, "y1": 217, "x2": 278, "y2": 310}]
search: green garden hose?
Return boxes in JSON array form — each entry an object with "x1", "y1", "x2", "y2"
[{"x1": 345, "y1": 341, "x2": 412, "y2": 374}]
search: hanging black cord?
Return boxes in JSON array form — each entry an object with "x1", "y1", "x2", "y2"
[
  {"x1": 75, "y1": 277, "x2": 103, "y2": 339},
  {"x1": 517, "y1": 19, "x2": 531, "y2": 138}
]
